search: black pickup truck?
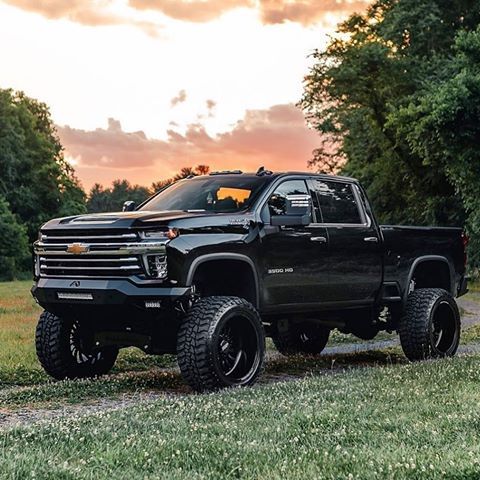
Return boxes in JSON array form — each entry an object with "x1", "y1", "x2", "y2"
[{"x1": 32, "y1": 169, "x2": 468, "y2": 391}]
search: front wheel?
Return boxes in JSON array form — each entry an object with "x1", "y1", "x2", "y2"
[
  {"x1": 177, "y1": 296, "x2": 265, "y2": 392},
  {"x1": 399, "y1": 288, "x2": 460, "y2": 361},
  {"x1": 36, "y1": 311, "x2": 119, "y2": 380}
]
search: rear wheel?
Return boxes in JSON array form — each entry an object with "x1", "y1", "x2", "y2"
[
  {"x1": 36, "y1": 311, "x2": 118, "y2": 380},
  {"x1": 399, "y1": 288, "x2": 460, "y2": 361},
  {"x1": 272, "y1": 322, "x2": 330, "y2": 356},
  {"x1": 177, "y1": 296, "x2": 265, "y2": 392}
]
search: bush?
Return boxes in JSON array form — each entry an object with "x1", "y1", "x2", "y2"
[{"x1": 0, "y1": 196, "x2": 30, "y2": 281}]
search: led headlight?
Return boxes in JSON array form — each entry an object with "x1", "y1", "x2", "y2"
[
  {"x1": 140, "y1": 229, "x2": 178, "y2": 240},
  {"x1": 145, "y1": 254, "x2": 168, "y2": 279}
]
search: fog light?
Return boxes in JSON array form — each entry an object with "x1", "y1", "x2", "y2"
[
  {"x1": 145, "y1": 300, "x2": 162, "y2": 308},
  {"x1": 57, "y1": 292, "x2": 93, "y2": 301},
  {"x1": 146, "y1": 255, "x2": 167, "y2": 279}
]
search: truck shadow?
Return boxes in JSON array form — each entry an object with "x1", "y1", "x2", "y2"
[{"x1": 261, "y1": 347, "x2": 406, "y2": 384}]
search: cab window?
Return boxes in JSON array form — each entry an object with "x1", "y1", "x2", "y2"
[
  {"x1": 268, "y1": 180, "x2": 308, "y2": 216},
  {"x1": 313, "y1": 180, "x2": 362, "y2": 224}
]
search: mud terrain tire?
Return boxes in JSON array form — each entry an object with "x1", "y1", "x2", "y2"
[
  {"x1": 177, "y1": 296, "x2": 265, "y2": 392},
  {"x1": 399, "y1": 288, "x2": 460, "y2": 361},
  {"x1": 36, "y1": 311, "x2": 118, "y2": 380}
]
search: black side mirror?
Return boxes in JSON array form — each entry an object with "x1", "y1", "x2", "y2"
[
  {"x1": 123, "y1": 200, "x2": 136, "y2": 212},
  {"x1": 270, "y1": 194, "x2": 312, "y2": 227}
]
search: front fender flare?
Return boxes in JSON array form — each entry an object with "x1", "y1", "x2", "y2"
[{"x1": 185, "y1": 253, "x2": 260, "y2": 309}]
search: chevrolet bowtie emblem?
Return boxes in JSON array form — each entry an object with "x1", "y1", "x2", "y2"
[{"x1": 66, "y1": 243, "x2": 89, "y2": 254}]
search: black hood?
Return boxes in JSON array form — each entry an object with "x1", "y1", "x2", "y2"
[{"x1": 41, "y1": 210, "x2": 255, "y2": 231}]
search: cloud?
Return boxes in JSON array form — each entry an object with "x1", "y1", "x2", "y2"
[
  {"x1": 129, "y1": 0, "x2": 250, "y2": 23},
  {"x1": 206, "y1": 99, "x2": 216, "y2": 111},
  {"x1": 3, "y1": 0, "x2": 160, "y2": 35},
  {"x1": 5, "y1": 0, "x2": 370, "y2": 28},
  {"x1": 57, "y1": 103, "x2": 320, "y2": 188},
  {"x1": 257, "y1": 0, "x2": 371, "y2": 25},
  {"x1": 170, "y1": 89, "x2": 187, "y2": 107},
  {"x1": 129, "y1": 0, "x2": 370, "y2": 25}
]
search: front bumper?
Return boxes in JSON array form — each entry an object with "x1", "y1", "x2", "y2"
[{"x1": 31, "y1": 277, "x2": 192, "y2": 307}]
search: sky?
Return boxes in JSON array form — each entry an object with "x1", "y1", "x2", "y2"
[{"x1": 0, "y1": 0, "x2": 369, "y2": 190}]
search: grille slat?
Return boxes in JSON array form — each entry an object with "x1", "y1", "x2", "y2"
[
  {"x1": 42, "y1": 233, "x2": 137, "y2": 242},
  {"x1": 40, "y1": 265, "x2": 141, "y2": 271},
  {"x1": 39, "y1": 257, "x2": 138, "y2": 263}
]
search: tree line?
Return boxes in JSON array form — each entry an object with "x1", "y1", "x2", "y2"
[{"x1": 86, "y1": 165, "x2": 210, "y2": 213}]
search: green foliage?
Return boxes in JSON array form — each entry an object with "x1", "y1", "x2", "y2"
[
  {"x1": 0, "y1": 197, "x2": 29, "y2": 280},
  {"x1": 87, "y1": 180, "x2": 150, "y2": 213},
  {"x1": 0, "y1": 89, "x2": 86, "y2": 243},
  {"x1": 301, "y1": 0, "x2": 479, "y2": 253},
  {"x1": 392, "y1": 26, "x2": 480, "y2": 268}
]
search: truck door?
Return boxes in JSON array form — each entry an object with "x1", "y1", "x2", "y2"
[
  {"x1": 310, "y1": 179, "x2": 383, "y2": 304},
  {"x1": 259, "y1": 178, "x2": 330, "y2": 307}
]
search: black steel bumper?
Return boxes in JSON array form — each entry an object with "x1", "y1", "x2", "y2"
[{"x1": 31, "y1": 278, "x2": 192, "y2": 307}]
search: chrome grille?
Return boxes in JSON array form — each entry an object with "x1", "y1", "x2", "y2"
[{"x1": 35, "y1": 230, "x2": 146, "y2": 278}]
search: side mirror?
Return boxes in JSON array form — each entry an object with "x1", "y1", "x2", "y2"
[
  {"x1": 123, "y1": 200, "x2": 136, "y2": 212},
  {"x1": 270, "y1": 194, "x2": 312, "y2": 227}
]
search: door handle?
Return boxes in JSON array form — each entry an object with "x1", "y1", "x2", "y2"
[
  {"x1": 310, "y1": 236, "x2": 327, "y2": 243},
  {"x1": 364, "y1": 237, "x2": 379, "y2": 243}
]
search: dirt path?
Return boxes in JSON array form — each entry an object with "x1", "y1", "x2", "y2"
[{"x1": 1, "y1": 293, "x2": 480, "y2": 431}]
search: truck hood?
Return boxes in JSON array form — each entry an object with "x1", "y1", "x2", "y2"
[{"x1": 41, "y1": 210, "x2": 255, "y2": 231}]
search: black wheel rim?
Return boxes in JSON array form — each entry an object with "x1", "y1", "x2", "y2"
[
  {"x1": 298, "y1": 324, "x2": 317, "y2": 345},
  {"x1": 70, "y1": 320, "x2": 101, "y2": 365},
  {"x1": 216, "y1": 314, "x2": 261, "y2": 384},
  {"x1": 430, "y1": 301, "x2": 458, "y2": 354}
]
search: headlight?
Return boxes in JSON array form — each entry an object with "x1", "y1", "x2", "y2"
[
  {"x1": 145, "y1": 254, "x2": 168, "y2": 279},
  {"x1": 140, "y1": 229, "x2": 178, "y2": 240}
]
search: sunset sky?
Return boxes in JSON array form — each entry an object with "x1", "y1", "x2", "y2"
[{"x1": 0, "y1": 0, "x2": 369, "y2": 190}]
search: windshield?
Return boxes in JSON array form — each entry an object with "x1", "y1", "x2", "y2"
[{"x1": 140, "y1": 176, "x2": 268, "y2": 213}]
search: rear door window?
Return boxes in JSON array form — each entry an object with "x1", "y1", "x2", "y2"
[{"x1": 313, "y1": 180, "x2": 362, "y2": 224}]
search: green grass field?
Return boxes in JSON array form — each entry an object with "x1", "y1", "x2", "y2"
[
  {"x1": 2, "y1": 357, "x2": 480, "y2": 479},
  {"x1": 1, "y1": 281, "x2": 480, "y2": 478}
]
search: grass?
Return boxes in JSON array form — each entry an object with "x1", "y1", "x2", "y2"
[
  {"x1": 1, "y1": 281, "x2": 480, "y2": 478},
  {"x1": 2, "y1": 356, "x2": 480, "y2": 479}
]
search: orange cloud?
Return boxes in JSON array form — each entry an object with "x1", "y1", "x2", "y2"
[
  {"x1": 130, "y1": 0, "x2": 370, "y2": 25},
  {"x1": 170, "y1": 89, "x2": 187, "y2": 107},
  {"x1": 258, "y1": 0, "x2": 371, "y2": 25},
  {"x1": 5, "y1": 0, "x2": 370, "y2": 28},
  {"x1": 3, "y1": 0, "x2": 159, "y2": 34},
  {"x1": 57, "y1": 104, "x2": 320, "y2": 189},
  {"x1": 129, "y1": 0, "x2": 250, "y2": 22}
]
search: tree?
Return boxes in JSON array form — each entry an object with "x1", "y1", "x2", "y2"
[
  {"x1": 392, "y1": 26, "x2": 480, "y2": 268},
  {"x1": 87, "y1": 180, "x2": 150, "y2": 213},
  {"x1": 0, "y1": 196, "x2": 29, "y2": 280},
  {"x1": 0, "y1": 89, "x2": 86, "y2": 241},
  {"x1": 301, "y1": 0, "x2": 476, "y2": 229},
  {"x1": 151, "y1": 165, "x2": 210, "y2": 193}
]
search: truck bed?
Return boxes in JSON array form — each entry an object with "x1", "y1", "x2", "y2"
[{"x1": 380, "y1": 225, "x2": 465, "y2": 300}]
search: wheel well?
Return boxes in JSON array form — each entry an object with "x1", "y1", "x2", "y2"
[
  {"x1": 191, "y1": 259, "x2": 258, "y2": 307},
  {"x1": 411, "y1": 260, "x2": 451, "y2": 293}
]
